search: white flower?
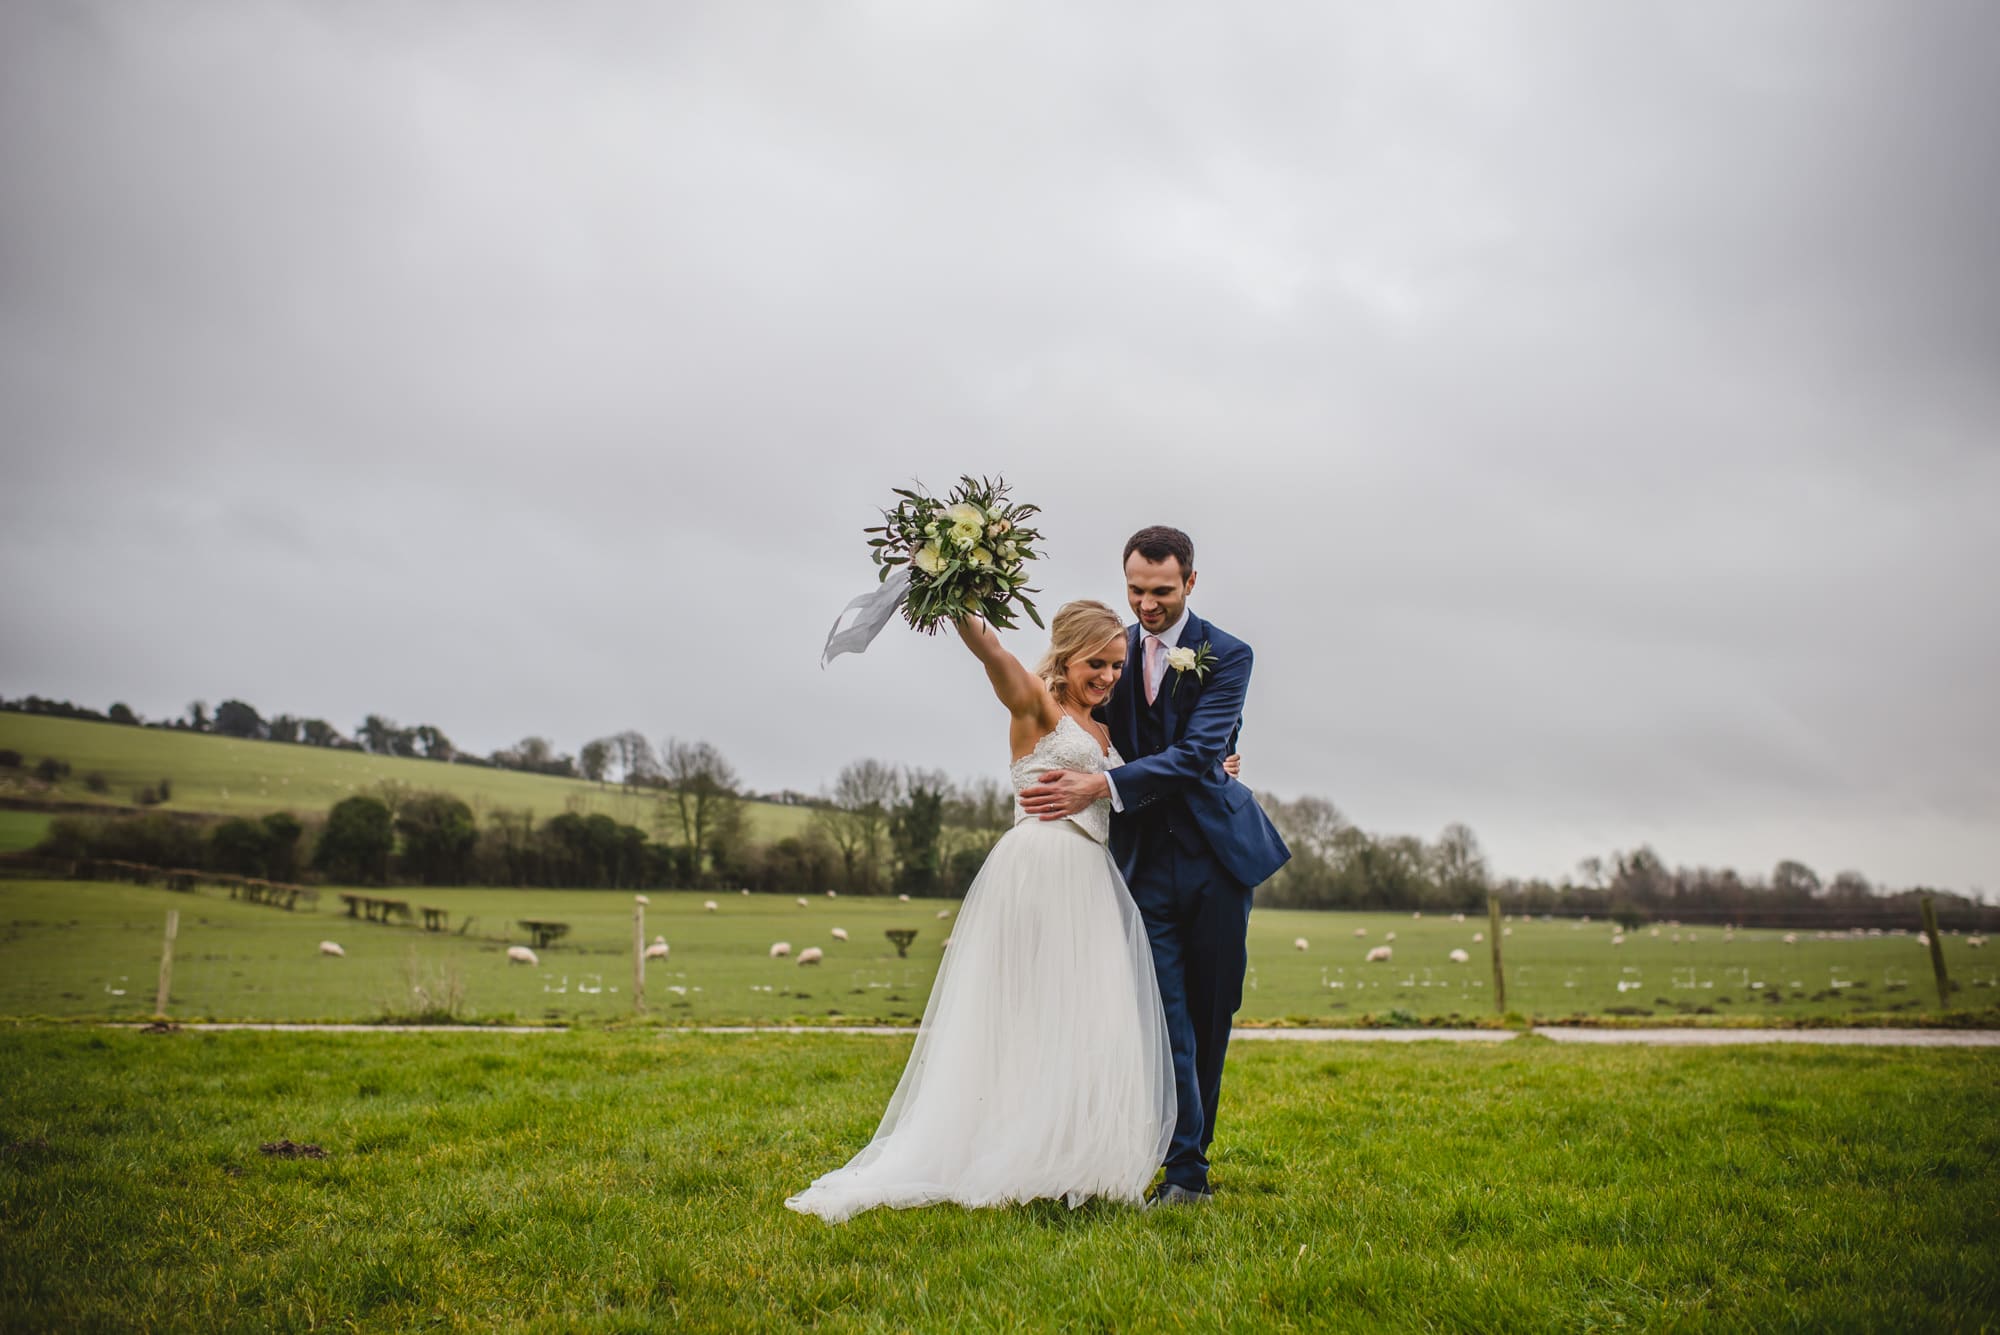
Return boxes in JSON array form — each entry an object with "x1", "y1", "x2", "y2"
[
  {"x1": 971, "y1": 546, "x2": 994, "y2": 567},
  {"x1": 1166, "y1": 646, "x2": 1198, "y2": 673},
  {"x1": 913, "y1": 542, "x2": 944, "y2": 575}
]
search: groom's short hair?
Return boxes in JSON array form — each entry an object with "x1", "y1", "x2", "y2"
[{"x1": 1124, "y1": 526, "x2": 1194, "y2": 578}]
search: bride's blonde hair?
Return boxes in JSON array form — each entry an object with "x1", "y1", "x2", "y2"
[{"x1": 1036, "y1": 600, "x2": 1127, "y2": 702}]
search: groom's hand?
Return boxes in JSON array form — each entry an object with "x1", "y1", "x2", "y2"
[{"x1": 1020, "y1": 770, "x2": 1110, "y2": 820}]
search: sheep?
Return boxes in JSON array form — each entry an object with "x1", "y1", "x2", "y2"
[
  {"x1": 898, "y1": 894, "x2": 911, "y2": 902},
  {"x1": 1353, "y1": 927, "x2": 1368, "y2": 938},
  {"x1": 1502, "y1": 927, "x2": 1512, "y2": 937},
  {"x1": 1611, "y1": 934, "x2": 1625, "y2": 946},
  {"x1": 1384, "y1": 931, "x2": 1397, "y2": 942},
  {"x1": 937, "y1": 910, "x2": 952, "y2": 920},
  {"x1": 1916, "y1": 932, "x2": 1931, "y2": 948},
  {"x1": 942, "y1": 937, "x2": 953, "y2": 949},
  {"x1": 1782, "y1": 932, "x2": 1799, "y2": 945},
  {"x1": 634, "y1": 894, "x2": 650, "y2": 905},
  {"x1": 1293, "y1": 937, "x2": 1309, "y2": 951},
  {"x1": 769, "y1": 941, "x2": 791, "y2": 958},
  {"x1": 318, "y1": 941, "x2": 345, "y2": 958},
  {"x1": 1451, "y1": 913, "x2": 1466, "y2": 923},
  {"x1": 1472, "y1": 932, "x2": 1484, "y2": 943},
  {"x1": 1366, "y1": 945, "x2": 1393, "y2": 963},
  {"x1": 703, "y1": 900, "x2": 719, "y2": 912},
  {"x1": 797, "y1": 947, "x2": 824, "y2": 965},
  {"x1": 831, "y1": 928, "x2": 849, "y2": 942},
  {"x1": 507, "y1": 945, "x2": 539, "y2": 966},
  {"x1": 1412, "y1": 911, "x2": 1422, "y2": 919},
  {"x1": 644, "y1": 936, "x2": 671, "y2": 960},
  {"x1": 740, "y1": 888, "x2": 750, "y2": 896},
  {"x1": 796, "y1": 897, "x2": 809, "y2": 908},
  {"x1": 1449, "y1": 948, "x2": 1470, "y2": 964},
  {"x1": 827, "y1": 890, "x2": 838, "y2": 898}
]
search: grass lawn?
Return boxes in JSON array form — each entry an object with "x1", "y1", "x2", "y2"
[
  {"x1": 0, "y1": 811, "x2": 52, "y2": 854},
  {"x1": 3, "y1": 880, "x2": 1994, "y2": 1027},
  {"x1": 1, "y1": 1028, "x2": 1994, "y2": 1331},
  {"x1": 0, "y1": 713, "x2": 817, "y2": 841}
]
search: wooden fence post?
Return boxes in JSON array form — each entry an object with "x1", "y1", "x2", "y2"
[
  {"x1": 1487, "y1": 894, "x2": 1506, "y2": 1015},
  {"x1": 154, "y1": 908, "x2": 179, "y2": 1017},
  {"x1": 1919, "y1": 893, "x2": 1951, "y2": 1010},
  {"x1": 633, "y1": 899, "x2": 646, "y2": 1013}
]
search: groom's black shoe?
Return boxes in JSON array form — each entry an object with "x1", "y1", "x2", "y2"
[{"x1": 1145, "y1": 1183, "x2": 1213, "y2": 1210}]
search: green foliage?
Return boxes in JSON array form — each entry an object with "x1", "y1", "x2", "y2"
[
  {"x1": 211, "y1": 699, "x2": 265, "y2": 739},
  {"x1": 393, "y1": 792, "x2": 477, "y2": 885},
  {"x1": 315, "y1": 796, "x2": 393, "y2": 885}
]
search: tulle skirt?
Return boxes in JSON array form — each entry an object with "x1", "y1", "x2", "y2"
[{"x1": 785, "y1": 817, "x2": 1175, "y2": 1223}]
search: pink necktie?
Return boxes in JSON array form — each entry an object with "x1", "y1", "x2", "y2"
[{"x1": 1144, "y1": 634, "x2": 1162, "y2": 705}]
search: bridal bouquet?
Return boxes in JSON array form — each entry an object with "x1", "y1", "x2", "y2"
[{"x1": 866, "y1": 475, "x2": 1046, "y2": 633}]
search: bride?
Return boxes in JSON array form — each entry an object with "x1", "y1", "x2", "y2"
[{"x1": 785, "y1": 599, "x2": 1178, "y2": 1222}]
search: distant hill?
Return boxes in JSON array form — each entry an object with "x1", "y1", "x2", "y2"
[{"x1": 0, "y1": 713, "x2": 818, "y2": 840}]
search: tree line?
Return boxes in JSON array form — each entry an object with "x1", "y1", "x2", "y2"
[
  {"x1": 1258, "y1": 794, "x2": 1996, "y2": 930},
  {"x1": 8, "y1": 693, "x2": 1990, "y2": 925}
]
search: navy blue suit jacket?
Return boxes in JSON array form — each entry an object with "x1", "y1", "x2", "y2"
[{"x1": 1104, "y1": 611, "x2": 1291, "y2": 890}]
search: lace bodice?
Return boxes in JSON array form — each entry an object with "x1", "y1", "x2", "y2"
[{"x1": 1009, "y1": 715, "x2": 1122, "y2": 845}]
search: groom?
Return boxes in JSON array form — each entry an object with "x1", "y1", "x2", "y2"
[{"x1": 1021, "y1": 525, "x2": 1290, "y2": 1204}]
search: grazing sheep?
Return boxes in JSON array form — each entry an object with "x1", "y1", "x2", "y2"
[
  {"x1": 827, "y1": 890, "x2": 838, "y2": 898},
  {"x1": 796, "y1": 897, "x2": 809, "y2": 907},
  {"x1": 797, "y1": 947, "x2": 824, "y2": 965},
  {"x1": 1502, "y1": 927, "x2": 1512, "y2": 937},
  {"x1": 1294, "y1": 937, "x2": 1309, "y2": 951},
  {"x1": 769, "y1": 941, "x2": 791, "y2": 958},
  {"x1": 831, "y1": 928, "x2": 849, "y2": 942},
  {"x1": 1412, "y1": 912, "x2": 1422, "y2": 919},
  {"x1": 1916, "y1": 932, "x2": 1931, "y2": 948},
  {"x1": 318, "y1": 941, "x2": 345, "y2": 958},
  {"x1": 937, "y1": 910, "x2": 952, "y2": 920},
  {"x1": 1611, "y1": 934, "x2": 1625, "y2": 946},
  {"x1": 1353, "y1": 927, "x2": 1368, "y2": 938},
  {"x1": 507, "y1": 946, "x2": 539, "y2": 966},
  {"x1": 898, "y1": 894, "x2": 911, "y2": 902},
  {"x1": 1783, "y1": 933, "x2": 1799, "y2": 945},
  {"x1": 634, "y1": 895, "x2": 650, "y2": 905},
  {"x1": 644, "y1": 936, "x2": 671, "y2": 960},
  {"x1": 1968, "y1": 936, "x2": 1986, "y2": 948},
  {"x1": 1384, "y1": 931, "x2": 1396, "y2": 942},
  {"x1": 1472, "y1": 932, "x2": 1484, "y2": 943},
  {"x1": 1449, "y1": 949, "x2": 1470, "y2": 964},
  {"x1": 741, "y1": 888, "x2": 750, "y2": 896},
  {"x1": 703, "y1": 900, "x2": 719, "y2": 912},
  {"x1": 1451, "y1": 913, "x2": 1466, "y2": 923},
  {"x1": 1366, "y1": 945, "x2": 1393, "y2": 963}
]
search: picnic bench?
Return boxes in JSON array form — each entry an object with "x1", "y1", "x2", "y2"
[
  {"x1": 518, "y1": 919, "x2": 571, "y2": 950},
  {"x1": 338, "y1": 893, "x2": 413, "y2": 924}
]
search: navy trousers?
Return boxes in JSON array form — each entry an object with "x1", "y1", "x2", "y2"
[{"x1": 1124, "y1": 823, "x2": 1253, "y2": 1193}]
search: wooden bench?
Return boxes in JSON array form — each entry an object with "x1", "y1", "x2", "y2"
[{"x1": 518, "y1": 919, "x2": 570, "y2": 950}]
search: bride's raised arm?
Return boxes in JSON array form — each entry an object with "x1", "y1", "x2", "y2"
[{"x1": 953, "y1": 616, "x2": 1059, "y2": 737}]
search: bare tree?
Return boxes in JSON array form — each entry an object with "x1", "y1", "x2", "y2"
[
  {"x1": 814, "y1": 759, "x2": 901, "y2": 893},
  {"x1": 610, "y1": 730, "x2": 656, "y2": 788},
  {"x1": 658, "y1": 738, "x2": 742, "y2": 884}
]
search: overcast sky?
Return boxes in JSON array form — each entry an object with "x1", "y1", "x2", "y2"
[{"x1": 3, "y1": 1, "x2": 1996, "y2": 894}]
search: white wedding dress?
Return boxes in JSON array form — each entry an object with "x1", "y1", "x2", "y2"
[{"x1": 785, "y1": 715, "x2": 1176, "y2": 1223}]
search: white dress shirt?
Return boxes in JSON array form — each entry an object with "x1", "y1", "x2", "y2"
[{"x1": 1104, "y1": 608, "x2": 1190, "y2": 813}]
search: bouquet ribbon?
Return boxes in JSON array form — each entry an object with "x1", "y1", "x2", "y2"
[{"x1": 820, "y1": 568, "x2": 912, "y2": 667}]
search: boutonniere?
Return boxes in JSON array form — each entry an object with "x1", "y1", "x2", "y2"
[{"x1": 1166, "y1": 641, "x2": 1215, "y2": 697}]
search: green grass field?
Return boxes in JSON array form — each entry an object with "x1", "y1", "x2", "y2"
[
  {"x1": 1, "y1": 1027, "x2": 1994, "y2": 1331},
  {"x1": 0, "y1": 812, "x2": 52, "y2": 855},
  {"x1": 0, "y1": 713, "x2": 817, "y2": 841},
  {"x1": 4, "y1": 880, "x2": 1992, "y2": 1026}
]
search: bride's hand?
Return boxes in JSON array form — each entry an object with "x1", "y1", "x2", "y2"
[{"x1": 1223, "y1": 753, "x2": 1241, "y2": 778}]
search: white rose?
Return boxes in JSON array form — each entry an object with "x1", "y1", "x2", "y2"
[
  {"x1": 1166, "y1": 646, "x2": 1198, "y2": 673},
  {"x1": 913, "y1": 543, "x2": 944, "y2": 575},
  {"x1": 971, "y1": 547, "x2": 994, "y2": 567}
]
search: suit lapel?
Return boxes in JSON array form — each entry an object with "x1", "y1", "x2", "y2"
[
  {"x1": 1122, "y1": 622, "x2": 1145, "y2": 747},
  {"x1": 1160, "y1": 611, "x2": 1206, "y2": 740}
]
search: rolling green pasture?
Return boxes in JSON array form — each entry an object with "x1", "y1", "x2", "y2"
[
  {"x1": 0, "y1": 812, "x2": 52, "y2": 854},
  {"x1": 3, "y1": 880, "x2": 1992, "y2": 1025},
  {"x1": 2, "y1": 1027, "x2": 1995, "y2": 1331},
  {"x1": 0, "y1": 713, "x2": 816, "y2": 840}
]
